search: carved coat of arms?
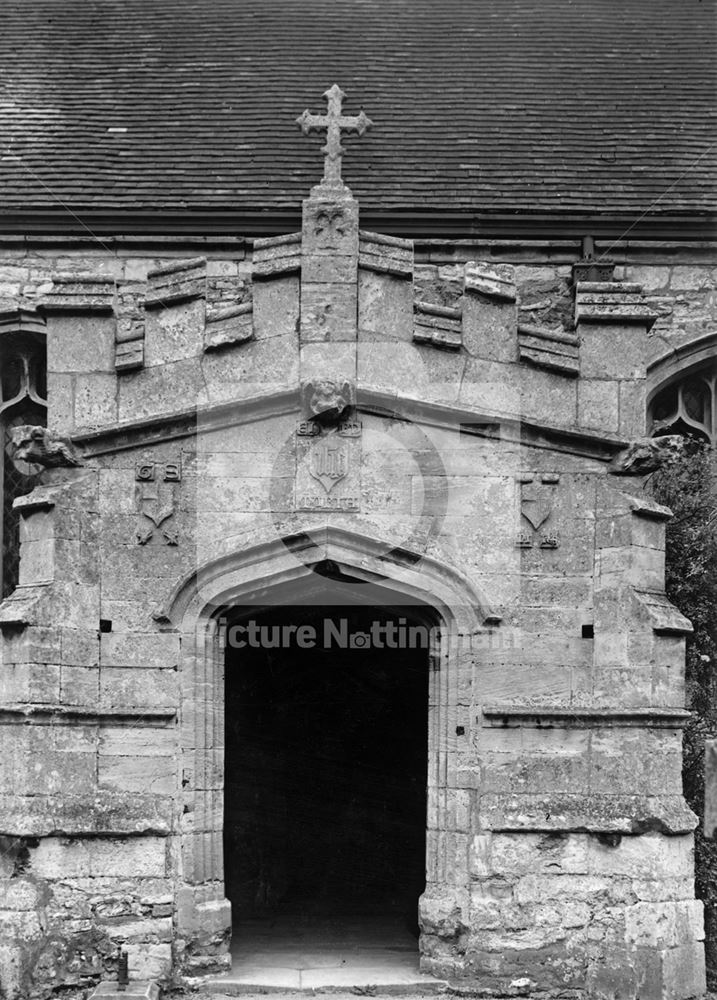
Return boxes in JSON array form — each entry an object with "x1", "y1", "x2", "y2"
[
  {"x1": 516, "y1": 473, "x2": 560, "y2": 549},
  {"x1": 308, "y1": 437, "x2": 349, "y2": 493},
  {"x1": 520, "y1": 484, "x2": 553, "y2": 531}
]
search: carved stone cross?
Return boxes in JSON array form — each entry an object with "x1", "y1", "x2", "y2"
[{"x1": 297, "y1": 84, "x2": 373, "y2": 185}]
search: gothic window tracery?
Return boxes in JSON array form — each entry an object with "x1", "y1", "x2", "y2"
[
  {"x1": 0, "y1": 313, "x2": 47, "y2": 596},
  {"x1": 649, "y1": 363, "x2": 717, "y2": 445}
]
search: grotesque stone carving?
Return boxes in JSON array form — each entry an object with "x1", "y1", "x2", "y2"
[
  {"x1": 8, "y1": 426, "x2": 83, "y2": 468},
  {"x1": 301, "y1": 378, "x2": 355, "y2": 425},
  {"x1": 609, "y1": 435, "x2": 684, "y2": 475}
]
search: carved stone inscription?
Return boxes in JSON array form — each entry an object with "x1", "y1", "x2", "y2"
[{"x1": 295, "y1": 420, "x2": 361, "y2": 511}]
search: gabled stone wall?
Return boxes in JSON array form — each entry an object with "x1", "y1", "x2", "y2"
[{"x1": 0, "y1": 194, "x2": 712, "y2": 998}]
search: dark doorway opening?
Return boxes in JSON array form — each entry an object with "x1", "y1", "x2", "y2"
[{"x1": 223, "y1": 595, "x2": 430, "y2": 937}]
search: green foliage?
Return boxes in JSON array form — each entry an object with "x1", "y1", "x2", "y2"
[{"x1": 651, "y1": 441, "x2": 717, "y2": 980}]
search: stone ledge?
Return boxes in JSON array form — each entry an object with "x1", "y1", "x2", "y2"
[
  {"x1": 481, "y1": 704, "x2": 691, "y2": 728},
  {"x1": 90, "y1": 982, "x2": 159, "y2": 1000},
  {"x1": 630, "y1": 495, "x2": 673, "y2": 521},
  {"x1": 634, "y1": 589, "x2": 694, "y2": 635},
  {"x1": 359, "y1": 229, "x2": 413, "y2": 278},
  {"x1": 252, "y1": 232, "x2": 301, "y2": 279},
  {"x1": 413, "y1": 301, "x2": 462, "y2": 350},
  {"x1": 465, "y1": 261, "x2": 516, "y2": 302},
  {"x1": 115, "y1": 339, "x2": 145, "y2": 372},
  {"x1": 518, "y1": 323, "x2": 579, "y2": 376},
  {"x1": 0, "y1": 585, "x2": 48, "y2": 629},
  {"x1": 0, "y1": 705, "x2": 176, "y2": 724},
  {"x1": 575, "y1": 280, "x2": 658, "y2": 328},
  {"x1": 480, "y1": 793, "x2": 698, "y2": 834},
  {"x1": 145, "y1": 257, "x2": 206, "y2": 309},
  {"x1": 204, "y1": 301, "x2": 254, "y2": 351},
  {"x1": 0, "y1": 792, "x2": 173, "y2": 836},
  {"x1": 0, "y1": 306, "x2": 47, "y2": 337},
  {"x1": 39, "y1": 275, "x2": 116, "y2": 313}
]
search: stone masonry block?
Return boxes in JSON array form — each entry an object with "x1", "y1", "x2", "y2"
[
  {"x1": 463, "y1": 291, "x2": 517, "y2": 362},
  {"x1": 74, "y1": 373, "x2": 118, "y2": 428},
  {"x1": 103, "y1": 916, "x2": 173, "y2": 942},
  {"x1": 88, "y1": 838, "x2": 168, "y2": 878},
  {"x1": 660, "y1": 940, "x2": 707, "y2": 999},
  {"x1": 100, "y1": 668, "x2": 178, "y2": 713},
  {"x1": 47, "y1": 314, "x2": 116, "y2": 374},
  {"x1": 358, "y1": 270, "x2": 412, "y2": 341},
  {"x1": 0, "y1": 662, "x2": 61, "y2": 704},
  {"x1": 17, "y1": 534, "x2": 55, "y2": 585},
  {"x1": 520, "y1": 365, "x2": 578, "y2": 426},
  {"x1": 30, "y1": 837, "x2": 91, "y2": 878},
  {"x1": 578, "y1": 379, "x2": 619, "y2": 433},
  {"x1": 98, "y1": 755, "x2": 175, "y2": 796},
  {"x1": 588, "y1": 834, "x2": 695, "y2": 880},
  {"x1": 302, "y1": 253, "x2": 356, "y2": 284},
  {"x1": 579, "y1": 321, "x2": 647, "y2": 380},
  {"x1": 100, "y1": 727, "x2": 175, "y2": 757},
  {"x1": 252, "y1": 274, "x2": 300, "y2": 339},
  {"x1": 125, "y1": 943, "x2": 172, "y2": 981},
  {"x1": 144, "y1": 298, "x2": 205, "y2": 367},
  {"x1": 619, "y1": 379, "x2": 647, "y2": 438},
  {"x1": 100, "y1": 632, "x2": 180, "y2": 669},
  {"x1": 301, "y1": 281, "x2": 357, "y2": 341}
]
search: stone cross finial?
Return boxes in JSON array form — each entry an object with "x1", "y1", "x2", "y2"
[{"x1": 297, "y1": 84, "x2": 372, "y2": 185}]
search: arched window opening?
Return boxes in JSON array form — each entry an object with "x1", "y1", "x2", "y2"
[
  {"x1": 648, "y1": 364, "x2": 717, "y2": 445},
  {"x1": 0, "y1": 310, "x2": 48, "y2": 597}
]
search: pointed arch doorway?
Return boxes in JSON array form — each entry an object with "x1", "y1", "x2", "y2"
[
  {"x1": 222, "y1": 565, "x2": 438, "y2": 983},
  {"x1": 170, "y1": 527, "x2": 490, "y2": 984}
]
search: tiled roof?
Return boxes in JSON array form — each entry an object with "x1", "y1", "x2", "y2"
[{"x1": 0, "y1": 0, "x2": 715, "y2": 221}]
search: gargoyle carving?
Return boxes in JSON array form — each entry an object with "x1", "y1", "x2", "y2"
[
  {"x1": 8, "y1": 425, "x2": 84, "y2": 468},
  {"x1": 609, "y1": 435, "x2": 684, "y2": 475},
  {"x1": 301, "y1": 378, "x2": 355, "y2": 425}
]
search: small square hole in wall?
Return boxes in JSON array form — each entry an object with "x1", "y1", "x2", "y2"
[
  {"x1": 582, "y1": 624, "x2": 594, "y2": 639},
  {"x1": 99, "y1": 619, "x2": 113, "y2": 633}
]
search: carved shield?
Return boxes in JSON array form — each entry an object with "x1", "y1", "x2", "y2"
[
  {"x1": 137, "y1": 482, "x2": 175, "y2": 527},
  {"x1": 308, "y1": 438, "x2": 349, "y2": 493},
  {"x1": 520, "y1": 484, "x2": 553, "y2": 531}
]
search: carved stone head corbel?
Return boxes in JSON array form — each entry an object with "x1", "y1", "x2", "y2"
[{"x1": 301, "y1": 378, "x2": 356, "y2": 426}]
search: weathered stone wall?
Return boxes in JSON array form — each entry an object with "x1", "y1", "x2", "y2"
[
  {"x1": 0, "y1": 216, "x2": 712, "y2": 999},
  {"x1": 0, "y1": 237, "x2": 714, "y2": 365}
]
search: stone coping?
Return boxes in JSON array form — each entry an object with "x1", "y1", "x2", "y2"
[{"x1": 71, "y1": 388, "x2": 629, "y2": 461}]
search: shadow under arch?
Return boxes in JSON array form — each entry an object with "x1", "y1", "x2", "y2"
[{"x1": 170, "y1": 525, "x2": 497, "y2": 972}]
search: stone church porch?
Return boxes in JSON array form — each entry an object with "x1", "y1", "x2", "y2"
[{"x1": 0, "y1": 67, "x2": 711, "y2": 999}]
